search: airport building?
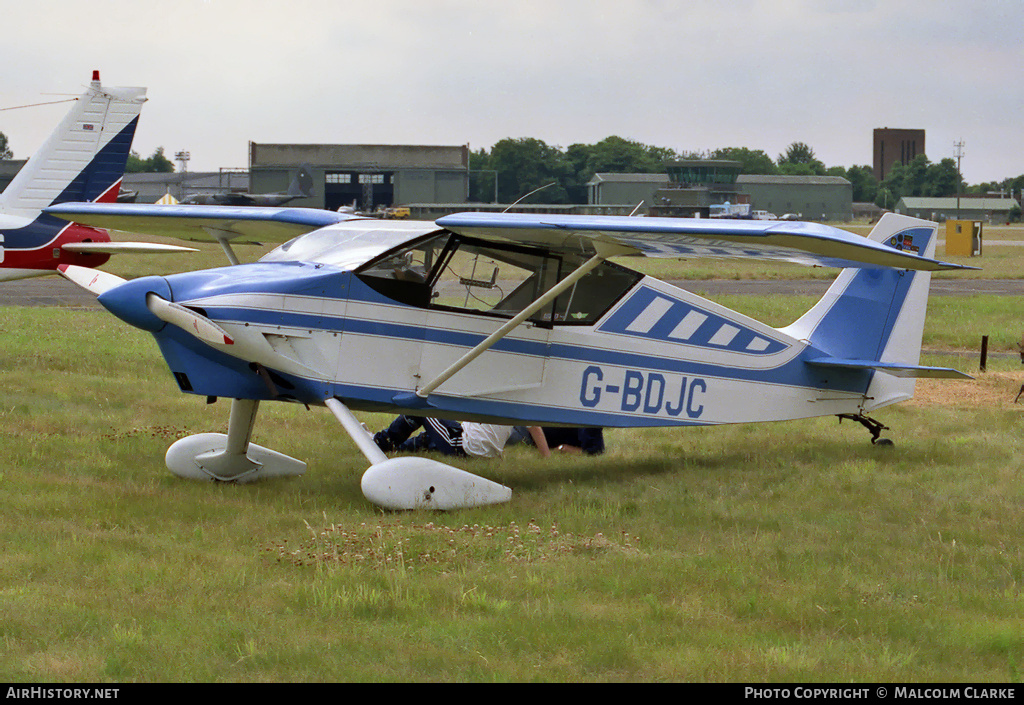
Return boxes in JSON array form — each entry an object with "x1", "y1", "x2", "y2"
[
  {"x1": 873, "y1": 128, "x2": 925, "y2": 181},
  {"x1": 895, "y1": 196, "x2": 1020, "y2": 223},
  {"x1": 737, "y1": 174, "x2": 853, "y2": 221},
  {"x1": 5, "y1": 149, "x2": 852, "y2": 220},
  {"x1": 587, "y1": 173, "x2": 674, "y2": 211},
  {"x1": 248, "y1": 143, "x2": 471, "y2": 212},
  {"x1": 586, "y1": 169, "x2": 854, "y2": 221}
]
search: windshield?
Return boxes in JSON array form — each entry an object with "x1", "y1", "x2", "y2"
[{"x1": 260, "y1": 220, "x2": 442, "y2": 270}]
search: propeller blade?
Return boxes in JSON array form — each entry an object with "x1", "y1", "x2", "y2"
[
  {"x1": 57, "y1": 264, "x2": 127, "y2": 296},
  {"x1": 145, "y1": 293, "x2": 234, "y2": 346}
]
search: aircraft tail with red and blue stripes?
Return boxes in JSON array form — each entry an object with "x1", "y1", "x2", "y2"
[{"x1": 0, "y1": 71, "x2": 147, "y2": 281}]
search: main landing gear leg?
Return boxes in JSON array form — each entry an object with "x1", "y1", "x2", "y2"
[
  {"x1": 165, "y1": 398, "x2": 307, "y2": 482},
  {"x1": 837, "y1": 413, "x2": 894, "y2": 447}
]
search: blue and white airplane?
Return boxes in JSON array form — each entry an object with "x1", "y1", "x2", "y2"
[
  {"x1": 0, "y1": 71, "x2": 194, "y2": 282},
  {"x1": 46, "y1": 198, "x2": 972, "y2": 509}
]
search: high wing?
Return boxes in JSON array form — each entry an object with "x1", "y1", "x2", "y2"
[
  {"x1": 44, "y1": 203, "x2": 354, "y2": 241},
  {"x1": 46, "y1": 204, "x2": 973, "y2": 273},
  {"x1": 437, "y1": 212, "x2": 971, "y2": 271}
]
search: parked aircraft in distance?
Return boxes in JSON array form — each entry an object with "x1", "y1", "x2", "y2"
[{"x1": 180, "y1": 165, "x2": 314, "y2": 207}]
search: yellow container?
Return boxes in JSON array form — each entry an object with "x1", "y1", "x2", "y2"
[{"x1": 945, "y1": 220, "x2": 982, "y2": 257}]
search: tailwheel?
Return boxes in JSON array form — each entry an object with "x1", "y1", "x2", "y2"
[{"x1": 837, "y1": 413, "x2": 893, "y2": 447}]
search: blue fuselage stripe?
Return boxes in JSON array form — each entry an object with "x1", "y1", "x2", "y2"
[{"x1": 197, "y1": 302, "x2": 864, "y2": 392}]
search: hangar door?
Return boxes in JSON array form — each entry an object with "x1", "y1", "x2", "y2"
[{"x1": 325, "y1": 171, "x2": 394, "y2": 212}]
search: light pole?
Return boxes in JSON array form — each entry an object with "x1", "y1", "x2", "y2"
[{"x1": 954, "y1": 139, "x2": 964, "y2": 221}]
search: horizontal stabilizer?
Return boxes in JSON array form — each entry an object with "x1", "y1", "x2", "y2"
[
  {"x1": 61, "y1": 241, "x2": 197, "y2": 254},
  {"x1": 806, "y1": 357, "x2": 973, "y2": 379},
  {"x1": 438, "y1": 212, "x2": 973, "y2": 271}
]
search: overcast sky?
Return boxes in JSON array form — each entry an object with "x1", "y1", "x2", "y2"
[{"x1": 2, "y1": 0, "x2": 1020, "y2": 184}]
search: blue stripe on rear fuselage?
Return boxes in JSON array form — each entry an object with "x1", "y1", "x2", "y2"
[
  {"x1": 598, "y1": 285, "x2": 789, "y2": 355},
  {"x1": 1, "y1": 214, "x2": 70, "y2": 251}
]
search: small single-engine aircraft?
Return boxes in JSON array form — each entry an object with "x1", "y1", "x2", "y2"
[
  {"x1": 46, "y1": 197, "x2": 973, "y2": 509},
  {"x1": 0, "y1": 72, "x2": 194, "y2": 281}
]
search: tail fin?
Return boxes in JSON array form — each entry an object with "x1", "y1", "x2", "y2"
[
  {"x1": 287, "y1": 164, "x2": 314, "y2": 198},
  {"x1": 780, "y1": 213, "x2": 950, "y2": 409},
  {"x1": 0, "y1": 71, "x2": 146, "y2": 217}
]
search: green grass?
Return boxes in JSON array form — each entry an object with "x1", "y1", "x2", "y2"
[{"x1": 1, "y1": 304, "x2": 1023, "y2": 681}]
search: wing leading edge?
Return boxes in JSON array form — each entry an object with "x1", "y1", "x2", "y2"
[
  {"x1": 437, "y1": 212, "x2": 971, "y2": 271},
  {"x1": 44, "y1": 202, "x2": 357, "y2": 241}
]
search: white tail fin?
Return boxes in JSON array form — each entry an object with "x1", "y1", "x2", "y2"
[{"x1": 0, "y1": 72, "x2": 146, "y2": 217}]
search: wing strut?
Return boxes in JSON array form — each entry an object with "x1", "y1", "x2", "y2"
[
  {"x1": 412, "y1": 241, "x2": 631, "y2": 401},
  {"x1": 203, "y1": 227, "x2": 241, "y2": 265}
]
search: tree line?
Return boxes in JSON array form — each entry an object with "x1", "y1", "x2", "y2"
[
  {"x1": 3, "y1": 129, "x2": 1020, "y2": 216},
  {"x1": 468, "y1": 135, "x2": 1022, "y2": 214}
]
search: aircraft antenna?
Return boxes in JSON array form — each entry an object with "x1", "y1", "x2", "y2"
[{"x1": 502, "y1": 182, "x2": 556, "y2": 213}]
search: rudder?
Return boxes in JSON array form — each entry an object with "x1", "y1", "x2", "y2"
[
  {"x1": 779, "y1": 214, "x2": 939, "y2": 410},
  {"x1": 0, "y1": 72, "x2": 146, "y2": 217}
]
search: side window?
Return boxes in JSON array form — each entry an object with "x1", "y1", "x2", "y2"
[
  {"x1": 430, "y1": 241, "x2": 560, "y2": 323},
  {"x1": 552, "y1": 258, "x2": 642, "y2": 324},
  {"x1": 359, "y1": 234, "x2": 448, "y2": 282},
  {"x1": 357, "y1": 233, "x2": 640, "y2": 324}
]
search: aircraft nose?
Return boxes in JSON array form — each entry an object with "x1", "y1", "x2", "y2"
[{"x1": 97, "y1": 275, "x2": 173, "y2": 332}]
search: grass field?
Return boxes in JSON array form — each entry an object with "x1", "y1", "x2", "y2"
[{"x1": 1, "y1": 283, "x2": 1023, "y2": 681}]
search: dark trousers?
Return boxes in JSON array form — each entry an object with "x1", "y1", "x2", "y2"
[{"x1": 373, "y1": 415, "x2": 466, "y2": 457}]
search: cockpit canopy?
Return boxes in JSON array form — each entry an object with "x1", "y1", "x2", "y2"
[
  {"x1": 259, "y1": 218, "x2": 642, "y2": 326},
  {"x1": 355, "y1": 230, "x2": 641, "y2": 326}
]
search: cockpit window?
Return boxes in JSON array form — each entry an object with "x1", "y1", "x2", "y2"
[{"x1": 356, "y1": 233, "x2": 641, "y2": 325}]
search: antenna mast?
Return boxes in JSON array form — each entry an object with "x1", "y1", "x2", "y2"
[{"x1": 953, "y1": 139, "x2": 964, "y2": 221}]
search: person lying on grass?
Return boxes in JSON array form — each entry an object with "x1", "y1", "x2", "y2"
[{"x1": 372, "y1": 416, "x2": 550, "y2": 458}]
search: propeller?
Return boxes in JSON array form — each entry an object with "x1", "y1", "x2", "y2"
[
  {"x1": 58, "y1": 264, "x2": 232, "y2": 346},
  {"x1": 57, "y1": 264, "x2": 126, "y2": 295}
]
